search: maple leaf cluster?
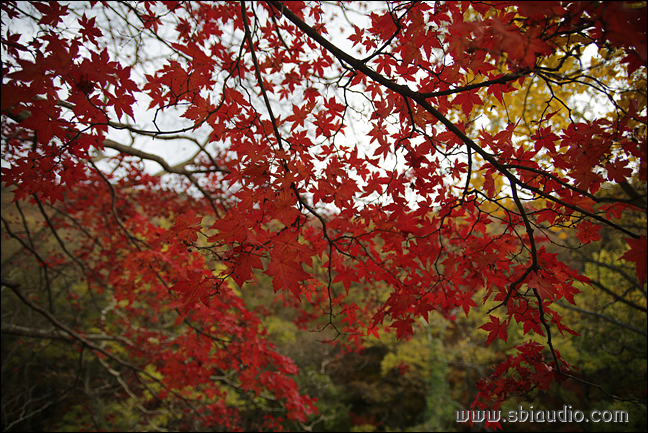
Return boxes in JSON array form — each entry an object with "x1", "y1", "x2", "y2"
[{"x1": 1, "y1": 0, "x2": 646, "y2": 430}]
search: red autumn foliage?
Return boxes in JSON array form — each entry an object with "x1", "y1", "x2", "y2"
[{"x1": 1, "y1": 1, "x2": 646, "y2": 430}]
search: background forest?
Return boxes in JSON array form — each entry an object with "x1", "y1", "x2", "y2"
[{"x1": 2, "y1": 1, "x2": 647, "y2": 432}]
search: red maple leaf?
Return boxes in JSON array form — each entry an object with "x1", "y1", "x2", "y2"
[
  {"x1": 576, "y1": 220, "x2": 602, "y2": 244},
  {"x1": 78, "y1": 13, "x2": 103, "y2": 44},
  {"x1": 151, "y1": 209, "x2": 203, "y2": 248},
  {"x1": 390, "y1": 317, "x2": 415, "y2": 340},
  {"x1": 264, "y1": 250, "x2": 311, "y2": 298},
  {"x1": 452, "y1": 90, "x2": 482, "y2": 116},
  {"x1": 479, "y1": 315, "x2": 509, "y2": 346},
  {"x1": 208, "y1": 207, "x2": 253, "y2": 244},
  {"x1": 33, "y1": 2, "x2": 69, "y2": 27},
  {"x1": 526, "y1": 272, "x2": 557, "y2": 300},
  {"x1": 369, "y1": 11, "x2": 397, "y2": 40},
  {"x1": 458, "y1": 291, "x2": 478, "y2": 317},
  {"x1": 229, "y1": 247, "x2": 264, "y2": 288},
  {"x1": 182, "y1": 94, "x2": 215, "y2": 123},
  {"x1": 620, "y1": 235, "x2": 648, "y2": 286},
  {"x1": 285, "y1": 102, "x2": 315, "y2": 130}
]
